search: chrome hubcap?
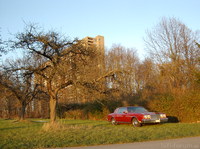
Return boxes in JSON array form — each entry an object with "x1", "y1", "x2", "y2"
[
  {"x1": 133, "y1": 119, "x2": 138, "y2": 126},
  {"x1": 112, "y1": 119, "x2": 115, "y2": 124}
]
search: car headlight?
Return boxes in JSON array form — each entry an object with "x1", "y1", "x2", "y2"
[
  {"x1": 143, "y1": 115, "x2": 151, "y2": 119},
  {"x1": 160, "y1": 114, "x2": 166, "y2": 118}
]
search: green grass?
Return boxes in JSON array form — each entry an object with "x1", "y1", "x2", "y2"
[{"x1": 0, "y1": 119, "x2": 200, "y2": 149}]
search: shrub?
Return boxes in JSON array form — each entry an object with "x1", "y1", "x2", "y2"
[{"x1": 147, "y1": 90, "x2": 200, "y2": 122}]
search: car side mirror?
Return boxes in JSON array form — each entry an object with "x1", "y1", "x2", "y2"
[{"x1": 123, "y1": 111, "x2": 128, "y2": 114}]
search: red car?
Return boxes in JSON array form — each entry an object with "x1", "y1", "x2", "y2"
[{"x1": 107, "y1": 106, "x2": 168, "y2": 127}]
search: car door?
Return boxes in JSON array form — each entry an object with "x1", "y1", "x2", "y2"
[
  {"x1": 116, "y1": 107, "x2": 127, "y2": 122},
  {"x1": 121, "y1": 107, "x2": 129, "y2": 122}
]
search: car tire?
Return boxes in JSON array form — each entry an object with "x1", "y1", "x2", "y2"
[
  {"x1": 111, "y1": 118, "x2": 117, "y2": 125},
  {"x1": 132, "y1": 118, "x2": 141, "y2": 127}
]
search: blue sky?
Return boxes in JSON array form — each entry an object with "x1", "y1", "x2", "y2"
[{"x1": 0, "y1": 0, "x2": 200, "y2": 59}]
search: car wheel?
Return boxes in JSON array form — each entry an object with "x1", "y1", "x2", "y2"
[
  {"x1": 132, "y1": 118, "x2": 141, "y2": 127},
  {"x1": 111, "y1": 118, "x2": 117, "y2": 125}
]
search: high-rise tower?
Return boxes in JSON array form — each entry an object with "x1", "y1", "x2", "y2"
[
  {"x1": 82, "y1": 35, "x2": 105, "y2": 72},
  {"x1": 83, "y1": 35, "x2": 104, "y2": 51}
]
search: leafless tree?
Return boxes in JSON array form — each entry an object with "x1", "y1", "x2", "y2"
[
  {"x1": 0, "y1": 84, "x2": 16, "y2": 119},
  {"x1": 106, "y1": 45, "x2": 140, "y2": 97},
  {"x1": 144, "y1": 17, "x2": 200, "y2": 91},
  {"x1": 0, "y1": 57, "x2": 41, "y2": 120},
  {"x1": 10, "y1": 24, "x2": 121, "y2": 123},
  {"x1": 135, "y1": 58, "x2": 158, "y2": 95},
  {"x1": 0, "y1": 30, "x2": 5, "y2": 57}
]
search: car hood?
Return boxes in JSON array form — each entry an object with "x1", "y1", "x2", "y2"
[{"x1": 141, "y1": 112, "x2": 157, "y2": 115}]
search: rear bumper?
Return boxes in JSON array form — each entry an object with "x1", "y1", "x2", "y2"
[{"x1": 141, "y1": 118, "x2": 168, "y2": 124}]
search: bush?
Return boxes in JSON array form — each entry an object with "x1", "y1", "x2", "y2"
[
  {"x1": 57, "y1": 90, "x2": 200, "y2": 123},
  {"x1": 147, "y1": 90, "x2": 200, "y2": 122},
  {"x1": 57, "y1": 98, "x2": 127, "y2": 120},
  {"x1": 64, "y1": 110, "x2": 84, "y2": 119}
]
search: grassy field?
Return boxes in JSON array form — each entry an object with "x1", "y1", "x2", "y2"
[{"x1": 0, "y1": 119, "x2": 200, "y2": 149}]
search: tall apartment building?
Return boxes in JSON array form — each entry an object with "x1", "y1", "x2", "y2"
[
  {"x1": 82, "y1": 35, "x2": 105, "y2": 73},
  {"x1": 82, "y1": 35, "x2": 104, "y2": 52}
]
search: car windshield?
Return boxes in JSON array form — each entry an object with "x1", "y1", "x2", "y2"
[{"x1": 127, "y1": 107, "x2": 148, "y2": 113}]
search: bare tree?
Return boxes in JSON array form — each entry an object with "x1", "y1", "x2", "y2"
[
  {"x1": 195, "y1": 42, "x2": 200, "y2": 85},
  {"x1": 11, "y1": 25, "x2": 77, "y2": 123},
  {"x1": 134, "y1": 58, "x2": 158, "y2": 95},
  {"x1": 10, "y1": 24, "x2": 120, "y2": 123},
  {"x1": 144, "y1": 17, "x2": 200, "y2": 90},
  {"x1": 0, "y1": 30, "x2": 4, "y2": 57},
  {"x1": 106, "y1": 45, "x2": 139, "y2": 96},
  {"x1": 0, "y1": 84, "x2": 17, "y2": 119},
  {"x1": 0, "y1": 57, "x2": 41, "y2": 120}
]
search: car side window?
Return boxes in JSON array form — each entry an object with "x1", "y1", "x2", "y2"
[
  {"x1": 127, "y1": 107, "x2": 136, "y2": 113},
  {"x1": 118, "y1": 107, "x2": 127, "y2": 114},
  {"x1": 114, "y1": 108, "x2": 119, "y2": 113}
]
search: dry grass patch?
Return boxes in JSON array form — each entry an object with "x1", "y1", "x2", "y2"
[{"x1": 42, "y1": 122, "x2": 66, "y2": 131}]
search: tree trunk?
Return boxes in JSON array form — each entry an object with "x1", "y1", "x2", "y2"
[
  {"x1": 7, "y1": 101, "x2": 12, "y2": 119},
  {"x1": 50, "y1": 96, "x2": 57, "y2": 123},
  {"x1": 20, "y1": 102, "x2": 26, "y2": 121}
]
